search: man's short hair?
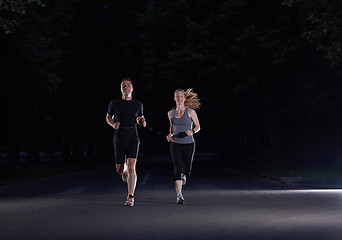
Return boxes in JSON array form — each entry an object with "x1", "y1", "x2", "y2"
[{"x1": 121, "y1": 77, "x2": 133, "y2": 86}]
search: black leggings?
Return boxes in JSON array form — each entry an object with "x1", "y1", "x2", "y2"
[{"x1": 170, "y1": 142, "x2": 195, "y2": 181}]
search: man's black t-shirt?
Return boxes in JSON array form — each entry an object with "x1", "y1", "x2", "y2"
[{"x1": 107, "y1": 99, "x2": 144, "y2": 129}]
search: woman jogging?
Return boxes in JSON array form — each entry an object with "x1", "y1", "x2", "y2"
[{"x1": 166, "y1": 88, "x2": 200, "y2": 204}]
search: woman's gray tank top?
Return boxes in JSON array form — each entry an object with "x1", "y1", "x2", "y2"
[{"x1": 171, "y1": 107, "x2": 194, "y2": 144}]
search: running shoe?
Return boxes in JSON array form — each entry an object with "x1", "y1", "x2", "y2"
[
  {"x1": 181, "y1": 175, "x2": 186, "y2": 185},
  {"x1": 124, "y1": 194, "x2": 134, "y2": 207},
  {"x1": 121, "y1": 162, "x2": 128, "y2": 182},
  {"x1": 121, "y1": 171, "x2": 128, "y2": 183},
  {"x1": 177, "y1": 195, "x2": 185, "y2": 204}
]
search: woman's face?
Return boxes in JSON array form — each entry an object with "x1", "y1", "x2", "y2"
[{"x1": 174, "y1": 90, "x2": 186, "y2": 106}]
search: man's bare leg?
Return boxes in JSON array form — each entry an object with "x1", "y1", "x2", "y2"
[
  {"x1": 116, "y1": 164, "x2": 124, "y2": 175},
  {"x1": 127, "y1": 158, "x2": 137, "y2": 195}
]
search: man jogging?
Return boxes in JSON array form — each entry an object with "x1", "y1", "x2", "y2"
[{"x1": 106, "y1": 78, "x2": 146, "y2": 206}]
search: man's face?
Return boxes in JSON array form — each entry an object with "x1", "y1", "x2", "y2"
[{"x1": 121, "y1": 80, "x2": 133, "y2": 95}]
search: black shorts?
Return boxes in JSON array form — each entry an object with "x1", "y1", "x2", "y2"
[{"x1": 113, "y1": 128, "x2": 140, "y2": 164}]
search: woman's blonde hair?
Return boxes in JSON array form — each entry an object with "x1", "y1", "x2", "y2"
[{"x1": 174, "y1": 88, "x2": 201, "y2": 110}]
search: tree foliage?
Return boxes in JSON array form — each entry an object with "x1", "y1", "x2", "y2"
[
  {"x1": 1, "y1": 0, "x2": 75, "y2": 94},
  {"x1": 2, "y1": 0, "x2": 342, "y2": 168},
  {"x1": 282, "y1": 0, "x2": 342, "y2": 67},
  {"x1": 137, "y1": 0, "x2": 342, "y2": 167},
  {"x1": 0, "y1": 0, "x2": 44, "y2": 34}
]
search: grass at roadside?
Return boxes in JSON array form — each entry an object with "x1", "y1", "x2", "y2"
[
  {"x1": 254, "y1": 166, "x2": 342, "y2": 181},
  {"x1": 0, "y1": 163, "x2": 91, "y2": 185}
]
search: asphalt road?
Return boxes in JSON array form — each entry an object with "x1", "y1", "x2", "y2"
[{"x1": 1, "y1": 154, "x2": 342, "y2": 240}]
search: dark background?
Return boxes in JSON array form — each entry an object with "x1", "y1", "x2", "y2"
[{"x1": 1, "y1": 0, "x2": 342, "y2": 174}]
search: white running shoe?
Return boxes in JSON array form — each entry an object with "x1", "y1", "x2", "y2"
[
  {"x1": 124, "y1": 194, "x2": 134, "y2": 207},
  {"x1": 181, "y1": 175, "x2": 186, "y2": 185},
  {"x1": 121, "y1": 171, "x2": 128, "y2": 182},
  {"x1": 121, "y1": 162, "x2": 128, "y2": 182},
  {"x1": 177, "y1": 194, "x2": 185, "y2": 204}
]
